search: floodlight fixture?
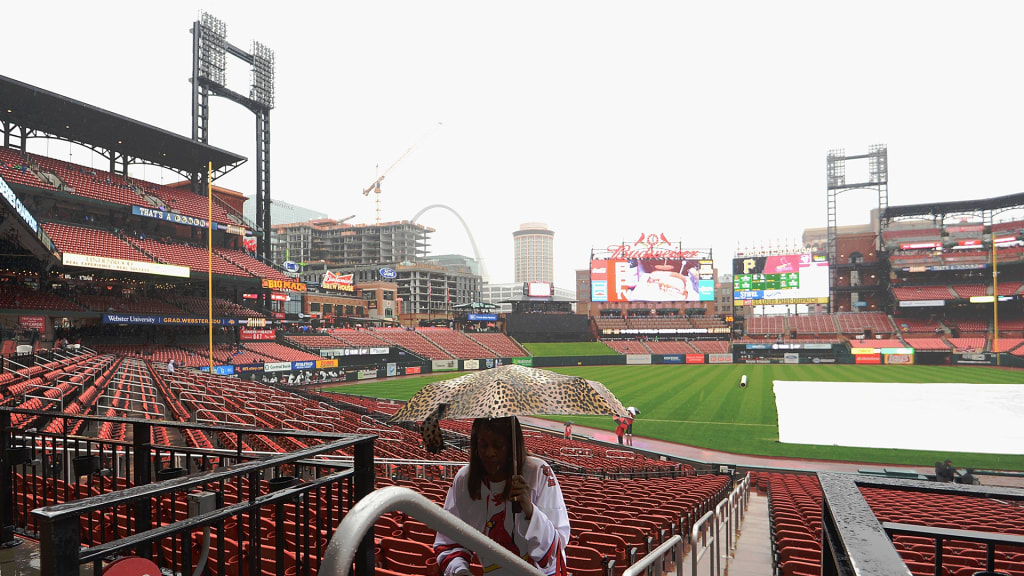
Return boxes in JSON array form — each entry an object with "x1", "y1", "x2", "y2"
[
  {"x1": 251, "y1": 40, "x2": 276, "y2": 109},
  {"x1": 198, "y1": 11, "x2": 227, "y2": 87}
]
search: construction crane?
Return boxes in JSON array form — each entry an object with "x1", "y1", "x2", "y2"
[{"x1": 362, "y1": 121, "x2": 443, "y2": 224}]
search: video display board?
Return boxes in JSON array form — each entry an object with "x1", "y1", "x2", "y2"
[
  {"x1": 732, "y1": 254, "x2": 829, "y2": 305},
  {"x1": 591, "y1": 258, "x2": 714, "y2": 302}
]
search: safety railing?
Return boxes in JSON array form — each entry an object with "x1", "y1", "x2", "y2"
[
  {"x1": 20, "y1": 423, "x2": 375, "y2": 576},
  {"x1": 623, "y1": 535, "x2": 684, "y2": 576},
  {"x1": 689, "y1": 473, "x2": 749, "y2": 576},
  {"x1": 321, "y1": 486, "x2": 545, "y2": 576}
]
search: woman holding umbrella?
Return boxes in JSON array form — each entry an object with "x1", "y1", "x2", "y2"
[{"x1": 434, "y1": 416, "x2": 570, "y2": 576}]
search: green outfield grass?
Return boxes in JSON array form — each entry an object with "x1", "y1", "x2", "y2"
[
  {"x1": 522, "y1": 342, "x2": 617, "y2": 356},
  {"x1": 329, "y1": 364, "x2": 1024, "y2": 471}
]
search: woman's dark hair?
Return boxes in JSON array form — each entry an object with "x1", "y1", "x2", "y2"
[{"x1": 467, "y1": 417, "x2": 526, "y2": 501}]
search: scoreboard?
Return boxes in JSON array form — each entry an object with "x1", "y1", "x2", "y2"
[
  {"x1": 734, "y1": 272, "x2": 800, "y2": 291},
  {"x1": 732, "y1": 254, "x2": 828, "y2": 305}
]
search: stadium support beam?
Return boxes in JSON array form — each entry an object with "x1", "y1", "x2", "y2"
[
  {"x1": 826, "y1": 145, "x2": 887, "y2": 313},
  {"x1": 191, "y1": 12, "x2": 274, "y2": 261}
]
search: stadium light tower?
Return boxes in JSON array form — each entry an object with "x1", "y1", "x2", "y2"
[
  {"x1": 826, "y1": 144, "x2": 888, "y2": 313},
  {"x1": 191, "y1": 11, "x2": 275, "y2": 260}
]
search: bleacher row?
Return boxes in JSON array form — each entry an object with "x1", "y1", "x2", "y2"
[
  {"x1": 745, "y1": 312, "x2": 895, "y2": 336},
  {"x1": 0, "y1": 283, "x2": 262, "y2": 317},
  {"x1": 41, "y1": 221, "x2": 290, "y2": 281},
  {"x1": 286, "y1": 329, "x2": 529, "y2": 361},
  {"x1": 2, "y1": 146, "x2": 241, "y2": 226},
  {"x1": 755, "y1": 471, "x2": 1024, "y2": 576},
  {"x1": 893, "y1": 283, "x2": 1024, "y2": 301},
  {"x1": 594, "y1": 316, "x2": 729, "y2": 332}
]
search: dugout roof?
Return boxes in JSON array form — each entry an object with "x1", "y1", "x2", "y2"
[{"x1": 0, "y1": 75, "x2": 246, "y2": 173}]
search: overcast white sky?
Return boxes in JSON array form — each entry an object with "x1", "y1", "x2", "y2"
[{"x1": 5, "y1": 1, "x2": 1024, "y2": 288}]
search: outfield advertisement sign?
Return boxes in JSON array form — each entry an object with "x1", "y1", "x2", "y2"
[
  {"x1": 626, "y1": 354, "x2": 652, "y2": 365},
  {"x1": 855, "y1": 354, "x2": 882, "y2": 365},
  {"x1": 387, "y1": 363, "x2": 397, "y2": 377},
  {"x1": 433, "y1": 359, "x2": 458, "y2": 371},
  {"x1": 464, "y1": 359, "x2": 480, "y2": 370},
  {"x1": 784, "y1": 353, "x2": 799, "y2": 364},
  {"x1": 685, "y1": 354, "x2": 705, "y2": 364},
  {"x1": 708, "y1": 354, "x2": 733, "y2": 364},
  {"x1": 662, "y1": 355, "x2": 682, "y2": 364},
  {"x1": 65, "y1": 252, "x2": 189, "y2": 278},
  {"x1": 885, "y1": 354, "x2": 914, "y2": 365},
  {"x1": 405, "y1": 366, "x2": 422, "y2": 375},
  {"x1": 357, "y1": 369, "x2": 377, "y2": 380},
  {"x1": 199, "y1": 365, "x2": 236, "y2": 375},
  {"x1": 513, "y1": 357, "x2": 533, "y2": 367}
]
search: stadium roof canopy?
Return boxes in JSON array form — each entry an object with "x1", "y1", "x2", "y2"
[
  {"x1": 0, "y1": 75, "x2": 246, "y2": 174},
  {"x1": 883, "y1": 191, "x2": 1024, "y2": 220}
]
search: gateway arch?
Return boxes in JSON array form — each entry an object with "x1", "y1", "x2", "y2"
[{"x1": 411, "y1": 204, "x2": 489, "y2": 282}]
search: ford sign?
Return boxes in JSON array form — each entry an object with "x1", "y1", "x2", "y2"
[
  {"x1": 283, "y1": 261, "x2": 300, "y2": 273},
  {"x1": 379, "y1": 268, "x2": 397, "y2": 279}
]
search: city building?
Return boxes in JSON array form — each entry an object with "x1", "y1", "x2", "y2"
[
  {"x1": 481, "y1": 282, "x2": 575, "y2": 314},
  {"x1": 513, "y1": 223, "x2": 554, "y2": 283},
  {"x1": 244, "y1": 196, "x2": 327, "y2": 228},
  {"x1": 270, "y1": 218, "x2": 433, "y2": 270}
]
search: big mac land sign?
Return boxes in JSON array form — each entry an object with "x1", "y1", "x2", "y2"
[{"x1": 262, "y1": 278, "x2": 307, "y2": 292}]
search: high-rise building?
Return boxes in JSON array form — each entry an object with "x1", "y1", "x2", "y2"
[
  {"x1": 513, "y1": 222, "x2": 554, "y2": 283},
  {"x1": 271, "y1": 219, "x2": 433, "y2": 269}
]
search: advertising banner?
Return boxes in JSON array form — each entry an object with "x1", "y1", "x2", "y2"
[
  {"x1": 513, "y1": 357, "x2": 533, "y2": 367},
  {"x1": 467, "y1": 314, "x2": 498, "y2": 321},
  {"x1": 316, "y1": 359, "x2": 338, "y2": 369},
  {"x1": 321, "y1": 271, "x2": 355, "y2": 292},
  {"x1": 199, "y1": 365, "x2": 236, "y2": 375},
  {"x1": 662, "y1": 354, "x2": 682, "y2": 364},
  {"x1": 386, "y1": 363, "x2": 397, "y2": 377},
  {"x1": 464, "y1": 359, "x2": 480, "y2": 370},
  {"x1": 885, "y1": 354, "x2": 914, "y2": 365},
  {"x1": 626, "y1": 354, "x2": 652, "y2": 365},
  {"x1": 264, "y1": 362, "x2": 292, "y2": 372},
  {"x1": 64, "y1": 252, "x2": 189, "y2": 278},
  {"x1": 235, "y1": 364, "x2": 264, "y2": 373},
  {"x1": 357, "y1": 369, "x2": 377, "y2": 380},
  {"x1": 18, "y1": 316, "x2": 45, "y2": 331},
  {"x1": 370, "y1": 347, "x2": 390, "y2": 355},
  {"x1": 103, "y1": 314, "x2": 244, "y2": 326},
  {"x1": 898, "y1": 300, "x2": 946, "y2": 307},
  {"x1": 784, "y1": 353, "x2": 800, "y2": 364},
  {"x1": 132, "y1": 205, "x2": 213, "y2": 229},
  {"x1": 433, "y1": 359, "x2": 459, "y2": 372},
  {"x1": 405, "y1": 366, "x2": 422, "y2": 375},
  {"x1": 855, "y1": 354, "x2": 882, "y2": 365},
  {"x1": 320, "y1": 349, "x2": 348, "y2": 357},
  {"x1": 709, "y1": 353, "x2": 734, "y2": 364},
  {"x1": 262, "y1": 278, "x2": 307, "y2": 292},
  {"x1": 1, "y1": 174, "x2": 38, "y2": 233},
  {"x1": 850, "y1": 347, "x2": 877, "y2": 355},
  {"x1": 291, "y1": 361, "x2": 316, "y2": 371},
  {"x1": 240, "y1": 328, "x2": 275, "y2": 341},
  {"x1": 685, "y1": 354, "x2": 705, "y2": 364}
]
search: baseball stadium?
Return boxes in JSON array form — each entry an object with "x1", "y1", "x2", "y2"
[{"x1": 1, "y1": 12, "x2": 1023, "y2": 576}]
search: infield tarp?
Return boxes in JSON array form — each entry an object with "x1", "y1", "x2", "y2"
[{"x1": 773, "y1": 381, "x2": 1024, "y2": 455}]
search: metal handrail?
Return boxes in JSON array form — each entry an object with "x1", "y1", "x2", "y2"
[
  {"x1": 715, "y1": 496, "x2": 731, "y2": 560},
  {"x1": 321, "y1": 486, "x2": 545, "y2": 576},
  {"x1": 622, "y1": 534, "x2": 683, "y2": 576},
  {"x1": 691, "y1": 510, "x2": 718, "y2": 576}
]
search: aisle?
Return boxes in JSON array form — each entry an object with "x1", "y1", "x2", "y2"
[{"x1": 726, "y1": 491, "x2": 773, "y2": 576}]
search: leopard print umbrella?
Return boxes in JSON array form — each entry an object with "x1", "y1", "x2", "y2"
[{"x1": 388, "y1": 364, "x2": 629, "y2": 423}]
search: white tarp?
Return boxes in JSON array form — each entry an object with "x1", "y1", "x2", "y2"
[{"x1": 773, "y1": 381, "x2": 1024, "y2": 455}]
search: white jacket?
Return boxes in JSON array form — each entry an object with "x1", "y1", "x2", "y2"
[{"x1": 434, "y1": 456, "x2": 570, "y2": 576}]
